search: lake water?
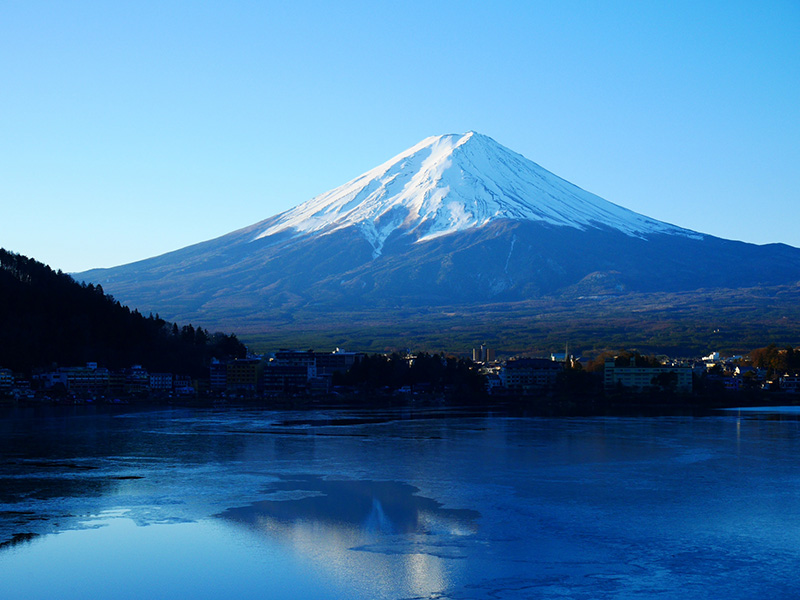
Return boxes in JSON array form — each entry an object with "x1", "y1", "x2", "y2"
[{"x1": 2, "y1": 405, "x2": 800, "y2": 599}]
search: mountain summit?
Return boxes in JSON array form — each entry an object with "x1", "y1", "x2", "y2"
[
  {"x1": 79, "y1": 132, "x2": 800, "y2": 335},
  {"x1": 255, "y1": 132, "x2": 698, "y2": 258}
]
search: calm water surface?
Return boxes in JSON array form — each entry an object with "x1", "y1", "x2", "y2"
[{"x1": 1, "y1": 405, "x2": 800, "y2": 599}]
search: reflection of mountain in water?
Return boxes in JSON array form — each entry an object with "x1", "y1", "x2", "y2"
[
  {"x1": 364, "y1": 497, "x2": 393, "y2": 534},
  {"x1": 217, "y1": 476, "x2": 480, "y2": 598},
  {"x1": 217, "y1": 476, "x2": 479, "y2": 537}
]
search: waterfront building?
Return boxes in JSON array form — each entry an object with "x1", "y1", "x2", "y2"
[
  {"x1": 604, "y1": 358, "x2": 692, "y2": 394},
  {"x1": 274, "y1": 350, "x2": 318, "y2": 378},
  {"x1": 780, "y1": 375, "x2": 800, "y2": 393},
  {"x1": 0, "y1": 368, "x2": 13, "y2": 391},
  {"x1": 315, "y1": 349, "x2": 364, "y2": 376},
  {"x1": 262, "y1": 365, "x2": 309, "y2": 394},
  {"x1": 209, "y1": 359, "x2": 227, "y2": 390},
  {"x1": 125, "y1": 365, "x2": 150, "y2": 395},
  {"x1": 226, "y1": 358, "x2": 263, "y2": 394},
  {"x1": 501, "y1": 358, "x2": 562, "y2": 393},
  {"x1": 149, "y1": 373, "x2": 173, "y2": 392}
]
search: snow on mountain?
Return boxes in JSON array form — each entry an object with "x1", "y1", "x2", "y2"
[
  {"x1": 256, "y1": 131, "x2": 701, "y2": 257},
  {"x1": 76, "y1": 130, "x2": 800, "y2": 339}
]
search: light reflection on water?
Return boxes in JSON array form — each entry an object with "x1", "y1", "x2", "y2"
[
  {"x1": 217, "y1": 477, "x2": 480, "y2": 597},
  {"x1": 1, "y1": 405, "x2": 800, "y2": 599},
  {"x1": 0, "y1": 511, "x2": 354, "y2": 600}
]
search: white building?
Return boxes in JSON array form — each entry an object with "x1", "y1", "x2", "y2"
[
  {"x1": 0, "y1": 368, "x2": 13, "y2": 391},
  {"x1": 149, "y1": 373, "x2": 174, "y2": 392}
]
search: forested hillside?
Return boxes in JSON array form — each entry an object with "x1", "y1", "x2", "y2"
[{"x1": 0, "y1": 249, "x2": 245, "y2": 375}]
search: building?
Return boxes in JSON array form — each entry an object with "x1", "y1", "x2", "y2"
[
  {"x1": 484, "y1": 372, "x2": 503, "y2": 394},
  {"x1": 780, "y1": 375, "x2": 800, "y2": 393},
  {"x1": 0, "y1": 368, "x2": 13, "y2": 391},
  {"x1": 501, "y1": 358, "x2": 563, "y2": 393},
  {"x1": 604, "y1": 358, "x2": 692, "y2": 394},
  {"x1": 174, "y1": 374, "x2": 192, "y2": 389},
  {"x1": 723, "y1": 377, "x2": 741, "y2": 391},
  {"x1": 269, "y1": 349, "x2": 365, "y2": 391},
  {"x1": 262, "y1": 365, "x2": 309, "y2": 394},
  {"x1": 226, "y1": 358, "x2": 263, "y2": 394},
  {"x1": 209, "y1": 350, "x2": 364, "y2": 396},
  {"x1": 173, "y1": 374, "x2": 195, "y2": 396},
  {"x1": 273, "y1": 350, "x2": 318, "y2": 378},
  {"x1": 108, "y1": 372, "x2": 127, "y2": 395},
  {"x1": 37, "y1": 367, "x2": 96, "y2": 393},
  {"x1": 125, "y1": 366, "x2": 150, "y2": 395},
  {"x1": 38, "y1": 370, "x2": 67, "y2": 390},
  {"x1": 472, "y1": 345, "x2": 495, "y2": 363},
  {"x1": 56, "y1": 363, "x2": 111, "y2": 394},
  {"x1": 315, "y1": 349, "x2": 364, "y2": 376},
  {"x1": 149, "y1": 373, "x2": 174, "y2": 393},
  {"x1": 209, "y1": 359, "x2": 227, "y2": 391}
]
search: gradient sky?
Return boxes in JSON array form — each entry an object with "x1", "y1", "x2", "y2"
[{"x1": 2, "y1": 0, "x2": 798, "y2": 273}]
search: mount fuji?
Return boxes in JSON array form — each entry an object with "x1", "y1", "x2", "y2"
[
  {"x1": 253, "y1": 132, "x2": 701, "y2": 256},
  {"x1": 79, "y1": 132, "x2": 800, "y2": 348}
]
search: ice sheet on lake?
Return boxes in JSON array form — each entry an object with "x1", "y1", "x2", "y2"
[{"x1": 2, "y1": 407, "x2": 800, "y2": 599}]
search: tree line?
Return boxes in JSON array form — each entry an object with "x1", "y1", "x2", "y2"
[
  {"x1": 746, "y1": 344, "x2": 800, "y2": 376},
  {"x1": 334, "y1": 352, "x2": 486, "y2": 397},
  {"x1": 0, "y1": 249, "x2": 245, "y2": 376}
]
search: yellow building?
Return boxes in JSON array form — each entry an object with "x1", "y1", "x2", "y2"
[{"x1": 226, "y1": 358, "x2": 263, "y2": 393}]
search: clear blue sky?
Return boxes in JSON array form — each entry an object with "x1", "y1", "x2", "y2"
[{"x1": 2, "y1": 0, "x2": 798, "y2": 273}]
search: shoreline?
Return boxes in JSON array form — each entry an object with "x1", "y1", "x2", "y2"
[{"x1": 4, "y1": 389, "x2": 800, "y2": 418}]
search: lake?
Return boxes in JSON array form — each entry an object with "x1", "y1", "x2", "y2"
[{"x1": 2, "y1": 404, "x2": 800, "y2": 599}]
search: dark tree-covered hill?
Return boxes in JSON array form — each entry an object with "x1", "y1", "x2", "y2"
[{"x1": 0, "y1": 249, "x2": 245, "y2": 376}]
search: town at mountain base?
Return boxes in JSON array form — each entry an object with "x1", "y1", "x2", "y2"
[
  {"x1": 3, "y1": 246, "x2": 800, "y2": 410},
  {"x1": 5, "y1": 337, "x2": 800, "y2": 416}
]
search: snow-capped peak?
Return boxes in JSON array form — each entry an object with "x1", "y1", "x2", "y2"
[{"x1": 255, "y1": 132, "x2": 700, "y2": 257}]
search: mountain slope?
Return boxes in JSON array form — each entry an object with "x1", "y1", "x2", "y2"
[
  {"x1": 77, "y1": 132, "x2": 800, "y2": 341},
  {"x1": 253, "y1": 132, "x2": 700, "y2": 257}
]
